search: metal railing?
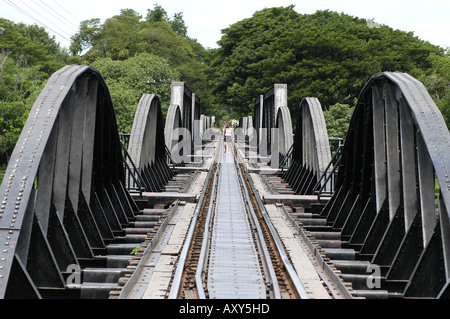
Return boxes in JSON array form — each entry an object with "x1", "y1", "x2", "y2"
[
  {"x1": 120, "y1": 140, "x2": 147, "y2": 196},
  {"x1": 279, "y1": 143, "x2": 293, "y2": 171},
  {"x1": 312, "y1": 144, "x2": 343, "y2": 198}
]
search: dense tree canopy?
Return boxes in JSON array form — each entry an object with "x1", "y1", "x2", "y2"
[
  {"x1": 70, "y1": 7, "x2": 206, "y2": 95},
  {"x1": 0, "y1": 18, "x2": 69, "y2": 162},
  {"x1": 206, "y1": 7, "x2": 449, "y2": 127}
]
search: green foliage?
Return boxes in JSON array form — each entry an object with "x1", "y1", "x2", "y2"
[
  {"x1": 0, "y1": 18, "x2": 68, "y2": 74},
  {"x1": 419, "y1": 52, "x2": 450, "y2": 128},
  {"x1": 146, "y1": 4, "x2": 188, "y2": 37},
  {"x1": 0, "y1": 55, "x2": 48, "y2": 160},
  {"x1": 0, "y1": 19, "x2": 68, "y2": 162},
  {"x1": 92, "y1": 53, "x2": 180, "y2": 133},
  {"x1": 130, "y1": 245, "x2": 141, "y2": 255},
  {"x1": 323, "y1": 103, "x2": 355, "y2": 139},
  {"x1": 207, "y1": 7, "x2": 447, "y2": 130},
  {"x1": 146, "y1": 4, "x2": 168, "y2": 23},
  {"x1": 70, "y1": 5, "x2": 207, "y2": 99},
  {"x1": 68, "y1": 4, "x2": 211, "y2": 134},
  {"x1": 2, "y1": 4, "x2": 449, "y2": 167}
]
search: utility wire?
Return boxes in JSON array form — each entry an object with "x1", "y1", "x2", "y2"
[
  {"x1": 17, "y1": 0, "x2": 72, "y2": 38},
  {"x1": 35, "y1": 0, "x2": 79, "y2": 29},
  {"x1": 3, "y1": 0, "x2": 71, "y2": 42},
  {"x1": 49, "y1": 0, "x2": 80, "y2": 26}
]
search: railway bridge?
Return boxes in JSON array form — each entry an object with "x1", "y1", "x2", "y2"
[{"x1": 0, "y1": 65, "x2": 449, "y2": 299}]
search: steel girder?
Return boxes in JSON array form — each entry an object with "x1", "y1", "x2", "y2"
[
  {"x1": 253, "y1": 84, "x2": 293, "y2": 168},
  {"x1": 321, "y1": 72, "x2": 450, "y2": 298},
  {"x1": 284, "y1": 97, "x2": 332, "y2": 194},
  {"x1": 127, "y1": 94, "x2": 172, "y2": 192},
  {"x1": 254, "y1": 94, "x2": 263, "y2": 151},
  {"x1": 0, "y1": 65, "x2": 137, "y2": 298},
  {"x1": 165, "y1": 82, "x2": 200, "y2": 163},
  {"x1": 199, "y1": 114, "x2": 213, "y2": 139},
  {"x1": 164, "y1": 104, "x2": 182, "y2": 159},
  {"x1": 239, "y1": 116, "x2": 253, "y2": 137}
]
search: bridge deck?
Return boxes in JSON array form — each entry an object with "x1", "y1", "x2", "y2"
[{"x1": 207, "y1": 149, "x2": 266, "y2": 299}]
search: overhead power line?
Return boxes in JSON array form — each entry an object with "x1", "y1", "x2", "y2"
[
  {"x1": 17, "y1": 0, "x2": 72, "y2": 38},
  {"x1": 49, "y1": 0, "x2": 80, "y2": 26},
  {"x1": 35, "y1": 0, "x2": 79, "y2": 29},
  {"x1": 2, "y1": 0, "x2": 72, "y2": 42}
]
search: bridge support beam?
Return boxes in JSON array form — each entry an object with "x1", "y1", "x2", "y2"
[{"x1": 320, "y1": 72, "x2": 450, "y2": 298}]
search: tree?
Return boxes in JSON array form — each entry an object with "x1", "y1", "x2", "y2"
[
  {"x1": 170, "y1": 12, "x2": 188, "y2": 38},
  {"x1": 92, "y1": 53, "x2": 180, "y2": 133},
  {"x1": 323, "y1": 103, "x2": 355, "y2": 139},
  {"x1": 0, "y1": 18, "x2": 68, "y2": 74},
  {"x1": 146, "y1": 4, "x2": 188, "y2": 37},
  {"x1": 0, "y1": 19, "x2": 69, "y2": 163},
  {"x1": 70, "y1": 18, "x2": 102, "y2": 56},
  {"x1": 70, "y1": 6, "x2": 207, "y2": 99},
  {"x1": 146, "y1": 4, "x2": 168, "y2": 23},
  {"x1": 207, "y1": 7, "x2": 446, "y2": 126},
  {"x1": 420, "y1": 52, "x2": 450, "y2": 128}
]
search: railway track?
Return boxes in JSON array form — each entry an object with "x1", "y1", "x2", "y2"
[
  {"x1": 110, "y1": 138, "x2": 363, "y2": 299},
  {"x1": 165, "y1": 140, "x2": 311, "y2": 299}
]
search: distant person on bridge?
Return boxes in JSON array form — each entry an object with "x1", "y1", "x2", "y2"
[{"x1": 222, "y1": 123, "x2": 234, "y2": 153}]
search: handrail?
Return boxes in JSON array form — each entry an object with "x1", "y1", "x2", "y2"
[
  {"x1": 279, "y1": 143, "x2": 294, "y2": 171},
  {"x1": 120, "y1": 141, "x2": 147, "y2": 195},
  {"x1": 312, "y1": 144, "x2": 343, "y2": 198}
]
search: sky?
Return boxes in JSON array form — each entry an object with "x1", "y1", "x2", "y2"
[{"x1": 1, "y1": 0, "x2": 449, "y2": 50}]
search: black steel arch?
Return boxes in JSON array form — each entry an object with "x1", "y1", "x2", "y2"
[
  {"x1": 127, "y1": 94, "x2": 173, "y2": 192},
  {"x1": 252, "y1": 84, "x2": 292, "y2": 168},
  {"x1": 283, "y1": 97, "x2": 331, "y2": 194},
  {"x1": 275, "y1": 105, "x2": 294, "y2": 168},
  {"x1": 166, "y1": 82, "x2": 200, "y2": 163},
  {"x1": 164, "y1": 103, "x2": 182, "y2": 157},
  {"x1": 128, "y1": 94, "x2": 165, "y2": 168},
  {"x1": 321, "y1": 72, "x2": 450, "y2": 298},
  {"x1": 0, "y1": 65, "x2": 137, "y2": 298}
]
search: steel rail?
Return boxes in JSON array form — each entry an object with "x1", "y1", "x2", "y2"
[
  {"x1": 231, "y1": 141, "x2": 282, "y2": 299},
  {"x1": 194, "y1": 139, "x2": 281, "y2": 298},
  {"x1": 194, "y1": 162, "x2": 219, "y2": 299},
  {"x1": 234, "y1": 141, "x2": 310, "y2": 299},
  {"x1": 167, "y1": 139, "x2": 220, "y2": 299}
]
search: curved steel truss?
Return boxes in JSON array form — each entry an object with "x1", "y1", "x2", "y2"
[
  {"x1": 127, "y1": 94, "x2": 173, "y2": 192},
  {"x1": 0, "y1": 65, "x2": 137, "y2": 298},
  {"x1": 321, "y1": 72, "x2": 450, "y2": 298},
  {"x1": 165, "y1": 82, "x2": 200, "y2": 164},
  {"x1": 253, "y1": 84, "x2": 293, "y2": 168},
  {"x1": 283, "y1": 97, "x2": 331, "y2": 194}
]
